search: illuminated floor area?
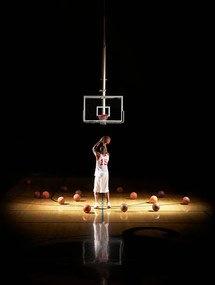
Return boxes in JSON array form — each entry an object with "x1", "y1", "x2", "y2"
[{"x1": 0, "y1": 176, "x2": 213, "y2": 285}]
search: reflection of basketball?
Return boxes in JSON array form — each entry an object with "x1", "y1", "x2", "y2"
[
  {"x1": 103, "y1": 136, "x2": 111, "y2": 144},
  {"x1": 83, "y1": 204, "x2": 91, "y2": 213},
  {"x1": 149, "y1": 195, "x2": 158, "y2": 203},
  {"x1": 152, "y1": 203, "x2": 160, "y2": 211},
  {"x1": 182, "y1": 196, "x2": 190, "y2": 204},
  {"x1": 130, "y1": 192, "x2": 137, "y2": 199},
  {"x1": 73, "y1": 193, "x2": 81, "y2": 201},
  {"x1": 120, "y1": 212, "x2": 128, "y2": 220},
  {"x1": 120, "y1": 203, "x2": 128, "y2": 212},
  {"x1": 58, "y1": 196, "x2": 65, "y2": 204}
]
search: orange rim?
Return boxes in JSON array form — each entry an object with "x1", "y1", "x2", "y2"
[{"x1": 98, "y1": 114, "x2": 108, "y2": 120}]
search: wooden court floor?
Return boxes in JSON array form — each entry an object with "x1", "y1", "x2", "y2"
[{"x1": 0, "y1": 175, "x2": 213, "y2": 285}]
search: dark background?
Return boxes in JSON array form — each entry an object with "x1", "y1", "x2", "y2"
[{"x1": 1, "y1": 1, "x2": 213, "y2": 198}]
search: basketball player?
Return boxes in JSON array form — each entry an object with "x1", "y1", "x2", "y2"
[{"x1": 92, "y1": 136, "x2": 111, "y2": 209}]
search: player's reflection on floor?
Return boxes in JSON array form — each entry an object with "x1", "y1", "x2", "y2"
[
  {"x1": 82, "y1": 210, "x2": 111, "y2": 284},
  {"x1": 82, "y1": 210, "x2": 123, "y2": 267},
  {"x1": 93, "y1": 210, "x2": 110, "y2": 263}
]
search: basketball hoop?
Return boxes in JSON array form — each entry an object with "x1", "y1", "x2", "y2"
[{"x1": 98, "y1": 114, "x2": 108, "y2": 125}]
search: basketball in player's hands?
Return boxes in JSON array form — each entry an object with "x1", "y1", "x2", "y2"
[{"x1": 103, "y1": 136, "x2": 111, "y2": 144}]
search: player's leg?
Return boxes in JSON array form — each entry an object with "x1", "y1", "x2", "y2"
[{"x1": 93, "y1": 176, "x2": 100, "y2": 209}]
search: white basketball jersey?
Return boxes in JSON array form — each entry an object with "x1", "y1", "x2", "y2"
[{"x1": 94, "y1": 153, "x2": 109, "y2": 176}]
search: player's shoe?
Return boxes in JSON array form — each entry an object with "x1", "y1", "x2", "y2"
[
  {"x1": 107, "y1": 202, "x2": 111, "y2": 209},
  {"x1": 94, "y1": 202, "x2": 99, "y2": 209}
]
